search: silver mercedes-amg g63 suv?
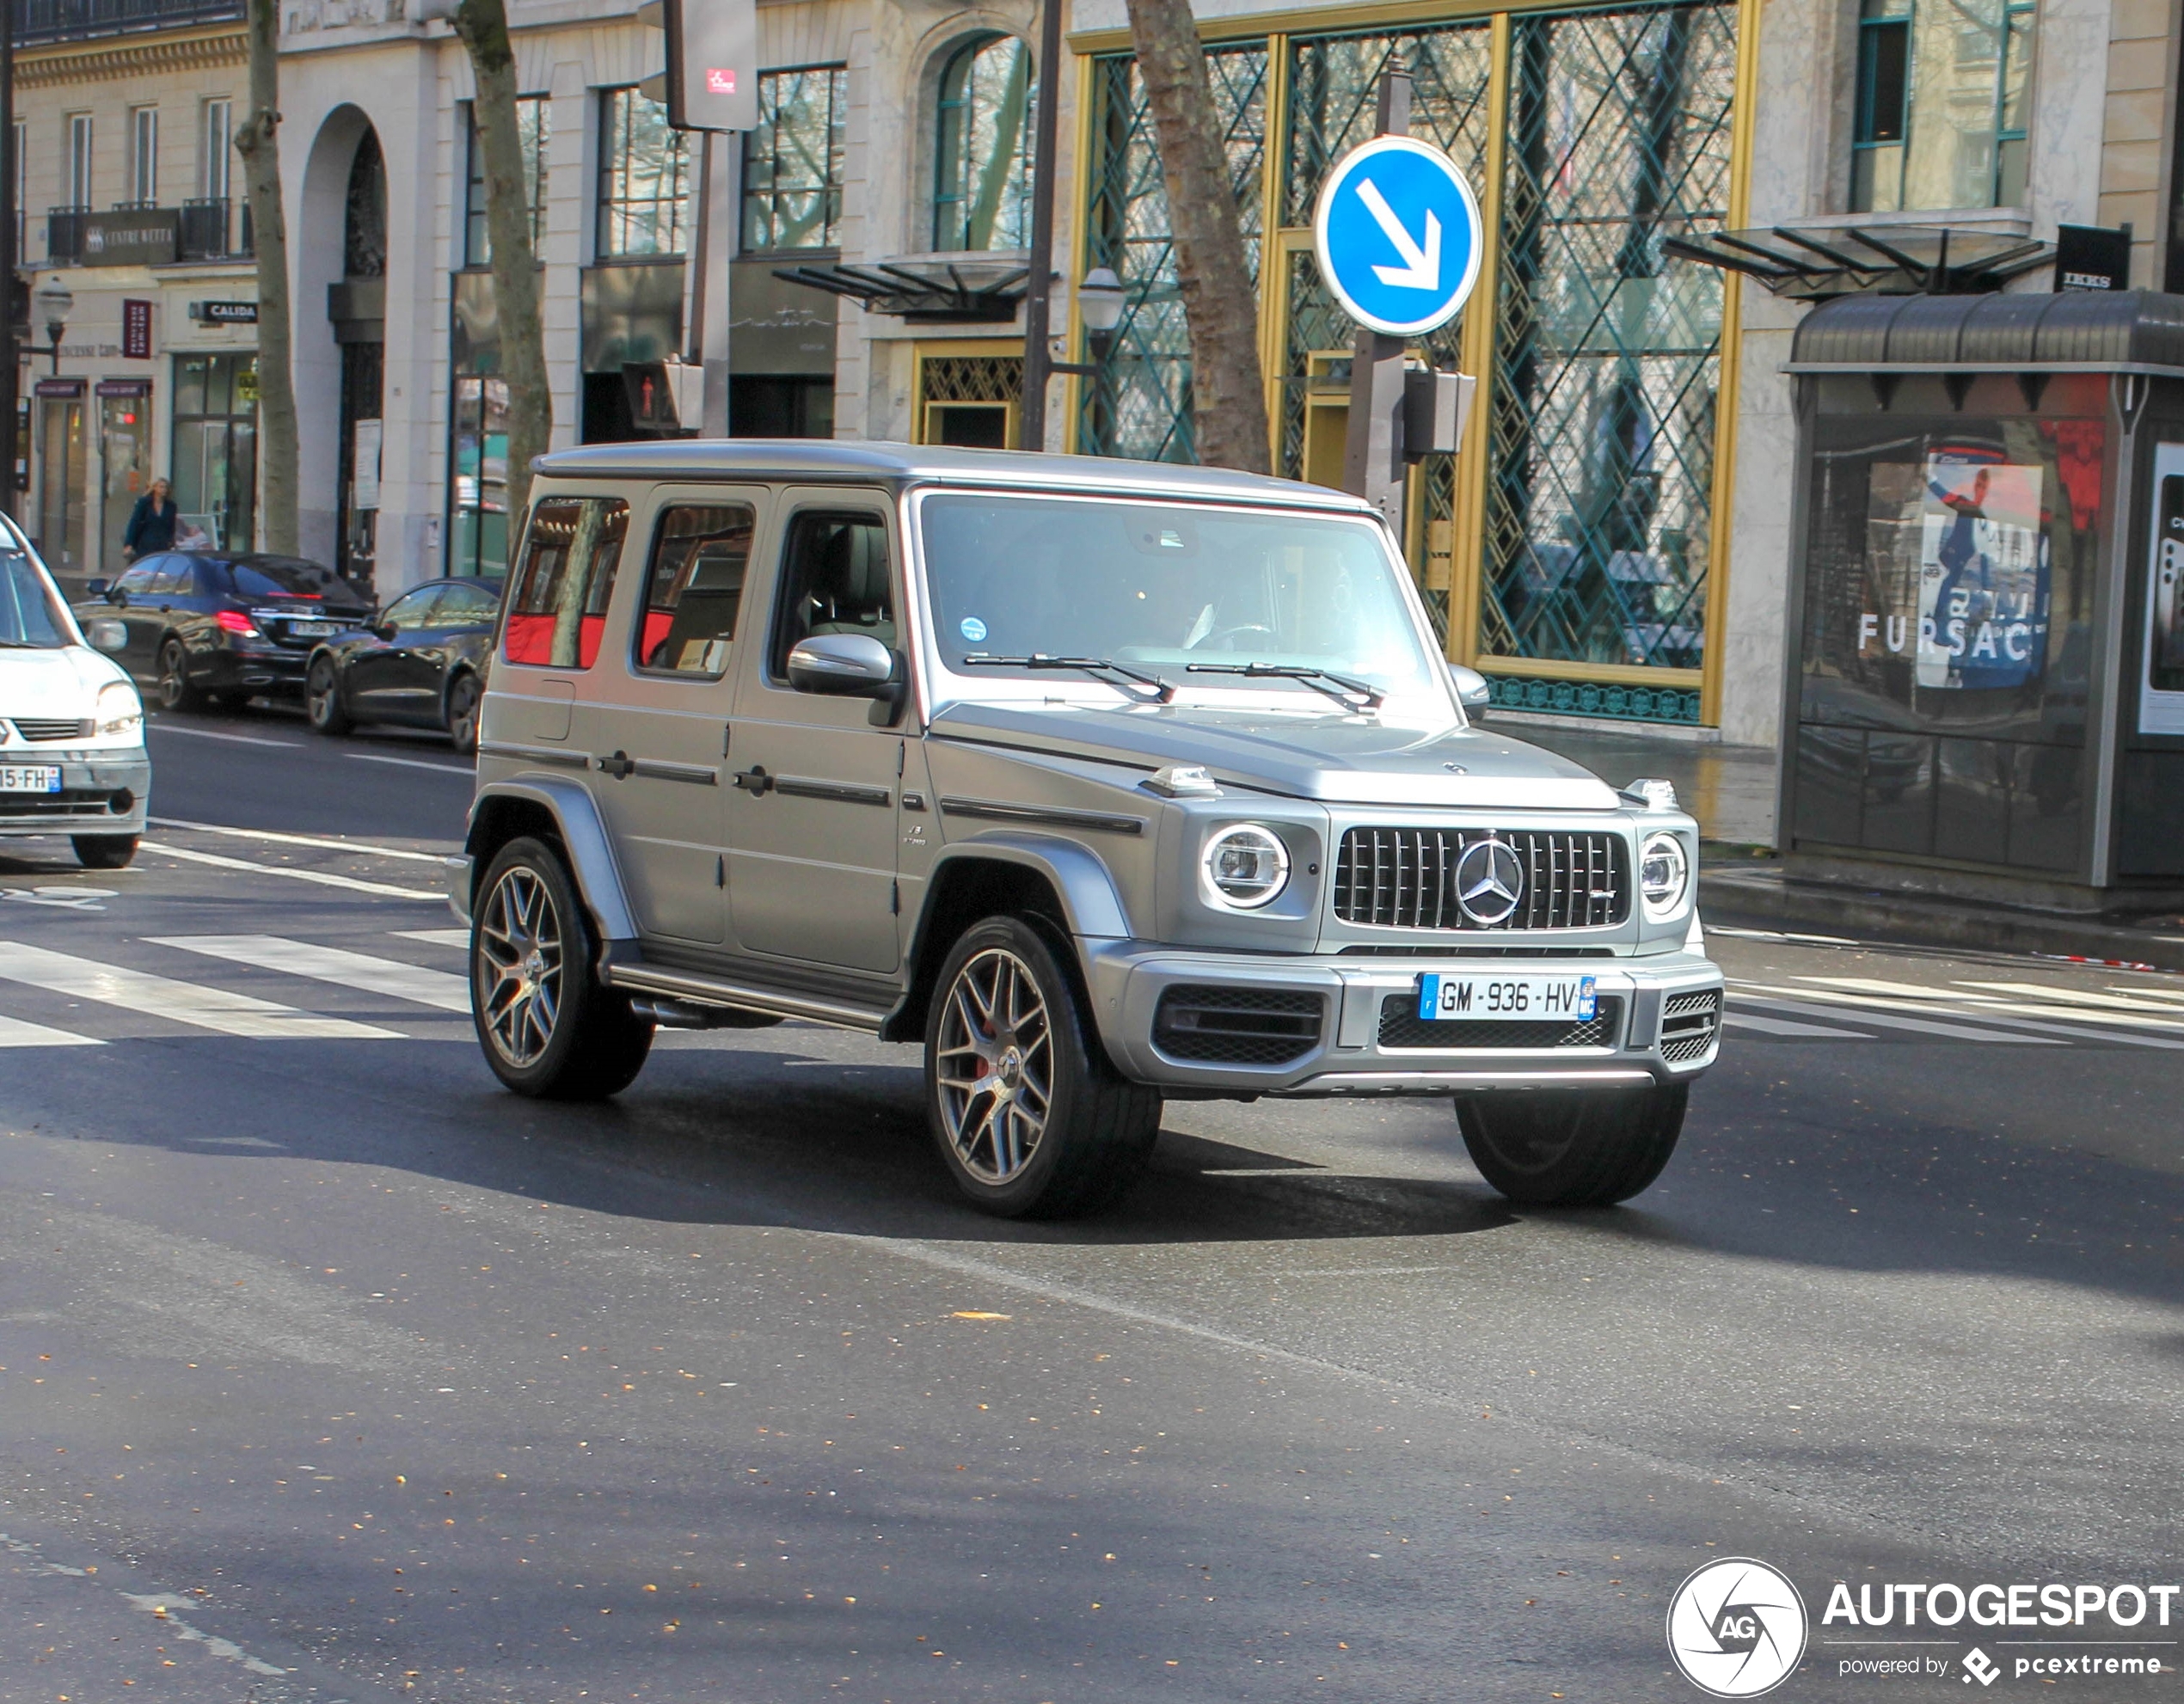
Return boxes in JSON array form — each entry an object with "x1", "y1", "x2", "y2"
[{"x1": 451, "y1": 442, "x2": 1722, "y2": 1218}]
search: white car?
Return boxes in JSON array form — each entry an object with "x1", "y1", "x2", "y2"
[{"x1": 0, "y1": 516, "x2": 150, "y2": 868}]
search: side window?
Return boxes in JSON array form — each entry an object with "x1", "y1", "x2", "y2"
[
  {"x1": 150, "y1": 559, "x2": 193, "y2": 596},
  {"x1": 769, "y1": 512, "x2": 894, "y2": 677},
  {"x1": 380, "y1": 586, "x2": 443, "y2": 634},
  {"x1": 634, "y1": 503, "x2": 755, "y2": 677},
  {"x1": 115, "y1": 562, "x2": 160, "y2": 596},
  {"x1": 502, "y1": 497, "x2": 629, "y2": 669},
  {"x1": 441, "y1": 581, "x2": 502, "y2": 622}
]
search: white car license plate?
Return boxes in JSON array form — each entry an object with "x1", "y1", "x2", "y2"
[
  {"x1": 0, "y1": 765, "x2": 63, "y2": 794},
  {"x1": 288, "y1": 621, "x2": 336, "y2": 637},
  {"x1": 1416, "y1": 972, "x2": 1597, "y2": 1022}
]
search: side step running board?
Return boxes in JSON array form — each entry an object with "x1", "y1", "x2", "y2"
[{"x1": 605, "y1": 961, "x2": 895, "y2": 1035}]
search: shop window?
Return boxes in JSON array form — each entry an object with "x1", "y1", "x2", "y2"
[
  {"x1": 742, "y1": 65, "x2": 847, "y2": 253},
  {"x1": 598, "y1": 87, "x2": 690, "y2": 259},
  {"x1": 450, "y1": 375, "x2": 509, "y2": 578},
  {"x1": 502, "y1": 496, "x2": 629, "y2": 669},
  {"x1": 933, "y1": 34, "x2": 1034, "y2": 252},
  {"x1": 463, "y1": 95, "x2": 551, "y2": 269},
  {"x1": 171, "y1": 352, "x2": 257, "y2": 552},
  {"x1": 1850, "y1": 0, "x2": 2034, "y2": 212}
]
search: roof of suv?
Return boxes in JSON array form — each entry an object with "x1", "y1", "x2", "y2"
[{"x1": 531, "y1": 439, "x2": 1377, "y2": 513}]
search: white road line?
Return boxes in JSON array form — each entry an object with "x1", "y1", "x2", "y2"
[
  {"x1": 0, "y1": 1011, "x2": 103, "y2": 1047},
  {"x1": 138, "y1": 841, "x2": 443, "y2": 900},
  {"x1": 147, "y1": 723, "x2": 301, "y2": 749},
  {"x1": 1954, "y1": 980, "x2": 2184, "y2": 1021},
  {"x1": 1721, "y1": 1010, "x2": 1873, "y2": 1040},
  {"x1": 1773, "y1": 978, "x2": 2184, "y2": 1048},
  {"x1": 149, "y1": 817, "x2": 451, "y2": 865},
  {"x1": 0, "y1": 941, "x2": 396, "y2": 1039},
  {"x1": 346, "y1": 752, "x2": 474, "y2": 776},
  {"x1": 150, "y1": 935, "x2": 470, "y2": 1013},
  {"x1": 1730, "y1": 989, "x2": 2058, "y2": 1044},
  {"x1": 394, "y1": 928, "x2": 470, "y2": 947}
]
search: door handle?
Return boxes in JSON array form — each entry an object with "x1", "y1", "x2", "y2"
[
  {"x1": 598, "y1": 750, "x2": 635, "y2": 780},
  {"x1": 731, "y1": 765, "x2": 773, "y2": 795}
]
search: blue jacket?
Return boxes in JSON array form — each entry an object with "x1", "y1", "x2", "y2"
[{"x1": 123, "y1": 493, "x2": 176, "y2": 555}]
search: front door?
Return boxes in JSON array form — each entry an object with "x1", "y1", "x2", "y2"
[
  {"x1": 724, "y1": 498, "x2": 904, "y2": 974},
  {"x1": 590, "y1": 487, "x2": 764, "y2": 945},
  {"x1": 345, "y1": 585, "x2": 445, "y2": 720}
]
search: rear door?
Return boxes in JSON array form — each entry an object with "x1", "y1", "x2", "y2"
[
  {"x1": 588, "y1": 487, "x2": 764, "y2": 946},
  {"x1": 723, "y1": 493, "x2": 905, "y2": 974}
]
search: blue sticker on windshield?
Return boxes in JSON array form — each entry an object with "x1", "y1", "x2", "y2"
[{"x1": 960, "y1": 616, "x2": 988, "y2": 643}]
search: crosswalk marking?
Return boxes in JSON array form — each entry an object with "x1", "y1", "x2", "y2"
[
  {"x1": 1953, "y1": 981, "x2": 2184, "y2": 1022},
  {"x1": 0, "y1": 1011, "x2": 103, "y2": 1048},
  {"x1": 140, "y1": 841, "x2": 445, "y2": 901},
  {"x1": 394, "y1": 929, "x2": 470, "y2": 948},
  {"x1": 1763, "y1": 979, "x2": 2184, "y2": 1049},
  {"x1": 149, "y1": 936, "x2": 471, "y2": 1014},
  {"x1": 149, "y1": 817, "x2": 452, "y2": 865},
  {"x1": 0, "y1": 941, "x2": 396, "y2": 1040},
  {"x1": 1723, "y1": 1011, "x2": 1872, "y2": 1040},
  {"x1": 1730, "y1": 989, "x2": 2058, "y2": 1044}
]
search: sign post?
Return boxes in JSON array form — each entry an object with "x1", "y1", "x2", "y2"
[{"x1": 1311, "y1": 65, "x2": 1482, "y2": 530}]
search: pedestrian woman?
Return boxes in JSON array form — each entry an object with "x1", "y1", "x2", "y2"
[{"x1": 121, "y1": 477, "x2": 178, "y2": 562}]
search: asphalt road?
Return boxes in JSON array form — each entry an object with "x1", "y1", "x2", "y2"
[{"x1": 1, "y1": 703, "x2": 2178, "y2": 1703}]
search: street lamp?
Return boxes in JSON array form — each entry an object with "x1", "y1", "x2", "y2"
[
  {"x1": 1050, "y1": 267, "x2": 1126, "y2": 377},
  {"x1": 34, "y1": 279, "x2": 72, "y2": 377}
]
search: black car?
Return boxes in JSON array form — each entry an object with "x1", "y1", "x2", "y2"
[
  {"x1": 305, "y1": 577, "x2": 505, "y2": 753},
  {"x1": 77, "y1": 552, "x2": 372, "y2": 711}
]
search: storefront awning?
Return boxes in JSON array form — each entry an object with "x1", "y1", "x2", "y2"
[
  {"x1": 1664, "y1": 224, "x2": 2052, "y2": 300},
  {"x1": 1784, "y1": 288, "x2": 2184, "y2": 375},
  {"x1": 773, "y1": 256, "x2": 1028, "y2": 324}
]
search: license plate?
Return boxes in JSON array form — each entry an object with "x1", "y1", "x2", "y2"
[
  {"x1": 287, "y1": 621, "x2": 336, "y2": 637},
  {"x1": 1417, "y1": 972, "x2": 1597, "y2": 1022},
  {"x1": 0, "y1": 765, "x2": 62, "y2": 794}
]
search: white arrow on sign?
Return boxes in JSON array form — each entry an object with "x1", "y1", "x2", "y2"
[{"x1": 1356, "y1": 177, "x2": 1442, "y2": 291}]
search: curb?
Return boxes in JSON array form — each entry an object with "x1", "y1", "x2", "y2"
[{"x1": 1698, "y1": 867, "x2": 2184, "y2": 972}]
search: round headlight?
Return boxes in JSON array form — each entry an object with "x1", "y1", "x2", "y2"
[
  {"x1": 95, "y1": 678, "x2": 143, "y2": 738},
  {"x1": 1202, "y1": 824, "x2": 1291, "y2": 910},
  {"x1": 1640, "y1": 831, "x2": 1689, "y2": 919}
]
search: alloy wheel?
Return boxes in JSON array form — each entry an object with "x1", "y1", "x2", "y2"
[
  {"x1": 476, "y1": 865, "x2": 564, "y2": 1067},
  {"x1": 449, "y1": 678, "x2": 481, "y2": 751},
  {"x1": 159, "y1": 645, "x2": 188, "y2": 711},
  {"x1": 308, "y1": 662, "x2": 338, "y2": 726},
  {"x1": 934, "y1": 947, "x2": 1053, "y2": 1185}
]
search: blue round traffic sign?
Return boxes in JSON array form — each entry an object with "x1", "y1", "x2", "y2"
[{"x1": 1312, "y1": 135, "x2": 1483, "y2": 338}]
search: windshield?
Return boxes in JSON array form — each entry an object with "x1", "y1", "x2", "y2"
[
  {"x1": 917, "y1": 493, "x2": 1445, "y2": 709},
  {"x1": 0, "y1": 550, "x2": 71, "y2": 648}
]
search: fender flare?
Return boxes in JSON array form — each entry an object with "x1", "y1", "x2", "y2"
[
  {"x1": 464, "y1": 776, "x2": 640, "y2": 941},
  {"x1": 919, "y1": 831, "x2": 1134, "y2": 942}
]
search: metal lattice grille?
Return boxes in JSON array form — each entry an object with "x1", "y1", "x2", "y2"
[
  {"x1": 1377, "y1": 993, "x2": 1625, "y2": 1051},
  {"x1": 1077, "y1": 46, "x2": 1268, "y2": 463},
  {"x1": 1333, "y1": 828, "x2": 1629, "y2": 930},
  {"x1": 1153, "y1": 985, "x2": 1327, "y2": 1065},
  {"x1": 922, "y1": 356, "x2": 1022, "y2": 406},
  {"x1": 1659, "y1": 988, "x2": 1721, "y2": 1062},
  {"x1": 1481, "y1": 2, "x2": 1734, "y2": 676}
]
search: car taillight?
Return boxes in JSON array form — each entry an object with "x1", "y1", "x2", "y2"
[{"x1": 216, "y1": 610, "x2": 260, "y2": 635}]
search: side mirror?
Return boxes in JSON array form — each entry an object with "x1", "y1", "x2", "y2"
[
  {"x1": 85, "y1": 618, "x2": 127, "y2": 653},
  {"x1": 373, "y1": 622, "x2": 399, "y2": 642},
  {"x1": 786, "y1": 633, "x2": 899, "y2": 697},
  {"x1": 83, "y1": 578, "x2": 109, "y2": 599},
  {"x1": 1448, "y1": 662, "x2": 1492, "y2": 714}
]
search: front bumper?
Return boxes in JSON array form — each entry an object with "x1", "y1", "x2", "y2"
[
  {"x1": 1084, "y1": 941, "x2": 1723, "y2": 1097},
  {"x1": 0, "y1": 746, "x2": 150, "y2": 837}
]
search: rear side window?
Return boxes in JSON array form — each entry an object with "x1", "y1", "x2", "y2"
[
  {"x1": 634, "y1": 504, "x2": 755, "y2": 677},
  {"x1": 769, "y1": 512, "x2": 894, "y2": 678},
  {"x1": 502, "y1": 498, "x2": 629, "y2": 669}
]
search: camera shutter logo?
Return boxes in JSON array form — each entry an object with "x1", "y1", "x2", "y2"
[
  {"x1": 1454, "y1": 836, "x2": 1524, "y2": 925},
  {"x1": 1666, "y1": 1558, "x2": 1808, "y2": 1698}
]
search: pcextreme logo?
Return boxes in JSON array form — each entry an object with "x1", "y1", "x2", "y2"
[{"x1": 1667, "y1": 1558, "x2": 1810, "y2": 1698}]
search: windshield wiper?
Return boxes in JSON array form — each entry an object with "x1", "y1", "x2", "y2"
[
  {"x1": 960, "y1": 653, "x2": 1175, "y2": 704},
  {"x1": 1184, "y1": 661, "x2": 1385, "y2": 709}
]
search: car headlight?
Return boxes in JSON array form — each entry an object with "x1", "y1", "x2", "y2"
[
  {"x1": 1202, "y1": 824, "x2": 1291, "y2": 910},
  {"x1": 95, "y1": 680, "x2": 143, "y2": 738},
  {"x1": 1640, "y1": 831, "x2": 1690, "y2": 920}
]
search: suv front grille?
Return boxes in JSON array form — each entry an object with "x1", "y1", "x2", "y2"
[
  {"x1": 1660, "y1": 990, "x2": 1721, "y2": 1063},
  {"x1": 1153, "y1": 985, "x2": 1325, "y2": 1066},
  {"x1": 1333, "y1": 828, "x2": 1628, "y2": 930},
  {"x1": 1377, "y1": 993, "x2": 1624, "y2": 1051},
  {"x1": 7, "y1": 718, "x2": 92, "y2": 741}
]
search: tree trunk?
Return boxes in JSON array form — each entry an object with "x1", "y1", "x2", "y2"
[
  {"x1": 1120, "y1": 0, "x2": 1269, "y2": 474},
  {"x1": 453, "y1": 0, "x2": 551, "y2": 532},
  {"x1": 233, "y1": 0, "x2": 298, "y2": 555}
]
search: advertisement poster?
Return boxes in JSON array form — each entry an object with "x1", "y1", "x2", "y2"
[
  {"x1": 2143, "y1": 449, "x2": 2184, "y2": 733},
  {"x1": 1914, "y1": 456, "x2": 2048, "y2": 690}
]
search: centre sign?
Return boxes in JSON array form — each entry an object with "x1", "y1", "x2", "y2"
[{"x1": 1311, "y1": 134, "x2": 1483, "y2": 338}]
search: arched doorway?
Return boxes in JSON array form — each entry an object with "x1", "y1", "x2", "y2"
[{"x1": 332, "y1": 130, "x2": 385, "y2": 585}]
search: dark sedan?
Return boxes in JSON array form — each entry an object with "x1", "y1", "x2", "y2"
[
  {"x1": 77, "y1": 552, "x2": 372, "y2": 711},
  {"x1": 305, "y1": 577, "x2": 504, "y2": 753}
]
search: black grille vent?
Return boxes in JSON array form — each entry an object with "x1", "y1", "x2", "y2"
[
  {"x1": 1153, "y1": 985, "x2": 1325, "y2": 1066},
  {"x1": 1377, "y1": 993, "x2": 1624, "y2": 1051},
  {"x1": 8, "y1": 717, "x2": 92, "y2": 741},
  {"x1": 0, "y1": 788, "x2": 130, "y2": 818},
  {"x1": 1333, "y1": 829, "x2": 1628, "y2": 930},
  {"x1": 1660, "y1": 990, "x2": 1721, "y2": 1063}
]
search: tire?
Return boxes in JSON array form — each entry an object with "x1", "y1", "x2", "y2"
[
  {"x1": 306, "y1": 656, "x2": 353, "y2": 735},
  {"x1": 470, "y1": 836, "x2": 653, "y2": 1100},
  {"x1": 1457, "y1": 1082, "x2": 1688, "y2": 1207},
  {"x1": 156, "y1": 638, "x2": 206, "y2": 713},
  {"x1": 72, "y1": 834, "x2": 138, "y2": 870},
  {"x1": 445, "y1": 673, "x2": 482, "y2": 755},
  {"x1": 924, "y1": 916, "x2": 1161, "y2": 1218}
]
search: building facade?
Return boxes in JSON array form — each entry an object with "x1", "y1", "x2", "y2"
[{"x1": 12, "y1": 0, "x2": 2182, "y2": 749}]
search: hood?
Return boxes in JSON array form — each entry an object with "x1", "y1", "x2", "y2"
[
  {"x1": 0, "y1": 644, "x2": 129, "y2": 718},
  {"x1": 928, "y1": 698, "x2": 1622, "y2": 810}
]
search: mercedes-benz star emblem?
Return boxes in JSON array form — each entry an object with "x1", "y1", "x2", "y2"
[{"x1": 1453, "y1": 837, "x2": 1525, "y2": 925}]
